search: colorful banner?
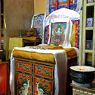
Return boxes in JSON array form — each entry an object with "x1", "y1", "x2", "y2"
[{"x1": 49, "y1": 0, "x2": 80, "y2": 13}]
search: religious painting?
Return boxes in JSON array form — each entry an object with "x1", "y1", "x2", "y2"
[
  {"x1": 32, "y1": 14, "x2": 45, "y2": 39},
  {"x1": 50, "y1": 22, "x2": 67, "y2": 46}
]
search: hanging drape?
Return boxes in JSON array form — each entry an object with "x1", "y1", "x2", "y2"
[{"x1": 49, "y1": 0, "x2": 80, "y2": 13}]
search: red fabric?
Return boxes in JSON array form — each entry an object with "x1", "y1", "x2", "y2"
[{"x1": 0, "y1": 63, "x2": 9, "y2": 95}]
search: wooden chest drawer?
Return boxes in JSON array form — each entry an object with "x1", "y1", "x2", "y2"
[
  {"x1": 15, "y1": 72, "x2": 32, "y2": 95},
  {"x1": 15, "y1": 60, "x2": 32, "y2": 74},
  {"x1": 33, "y1": 77, "x2": 53, "y2": 95},
  {"x1": 33, "y1": 63, "x2": 54, "y2": 79}
]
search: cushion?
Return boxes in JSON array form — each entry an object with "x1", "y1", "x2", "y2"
[{"x1": 0, "y1": 63, "x2": 9, "y2": 94}]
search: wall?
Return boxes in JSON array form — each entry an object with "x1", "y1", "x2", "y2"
[
  {"x1": 4, "y1": 0, "x2": 34, "y2": 59},
  {"x1": 4, "y1": 0, "x2": 34, "y2": 37},
  {"x1": 34, "y1": 0, "x2": 47, "y2": 14}
]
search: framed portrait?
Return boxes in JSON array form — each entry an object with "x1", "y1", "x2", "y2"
[{"x1": 50, "y1": 22, "x2": 67, "y2": 46}]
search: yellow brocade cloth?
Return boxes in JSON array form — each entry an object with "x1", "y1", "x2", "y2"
[{"x1": 13, "y1": 45, "x2": 77, "y2": 63}]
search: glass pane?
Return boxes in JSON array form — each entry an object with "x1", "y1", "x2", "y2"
[
  {"x1": 85, "y1": 30, "x2": 93, "y2": 50},
  {"x1": 85, "y1": 53, "x2": 92, "y2": 66},
  {"x1": 86, "y1": 6, "x2": 94, "y2": 27}
]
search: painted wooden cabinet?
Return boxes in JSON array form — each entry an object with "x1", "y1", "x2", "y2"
[
  {"x1": 79, "y1": 0, "x2": 95, "y2": 67},
  {"x1": 15, "y1": 58, "x2": 54, "y2": 95},
  {"x1": 14, "y1": 54, "x2": 78, "y2": 95}
]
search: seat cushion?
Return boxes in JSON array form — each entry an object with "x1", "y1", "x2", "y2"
[{"x1": 0, "y1": 63, "x2": 9, "y2": 94}]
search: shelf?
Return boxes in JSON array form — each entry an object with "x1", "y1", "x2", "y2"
[
  {"x1": 71, "y1": 82, "x2": 95, "y2": 95},
  {"x1": 84, "y1": 50, "x2": 94, "y2": 53},
  {"x1": 85, "y1": 27, "x2": 93, "y2": 30},
  {"x1": 80, "y1": 0, "x2": 95, "y2": 67},
  {"x1": 86, "y1": 3, "x2": 95, "y2": 6}
]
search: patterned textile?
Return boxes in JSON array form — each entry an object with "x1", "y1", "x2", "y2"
[
  {"x1": 69, "y1": 0, "x2": 80, "y2": 12},
  {"x1": 13, "y1": 48, "x2": 55, "y2": 63},
  {"x1": 58, "y1": 0, "x2": 70, "y2": 8},
  {"x1": 32, "y1": 14, "x2": 45, "y2": 40},
  {"x1": 70, "y1": 20, "x2": 80, "y2": 48},
  {"x1": 49, "y1": 0, "x2": 80, "y2": 13},
  {"x1": 44, "y1": 25, "x2": 50, "y2": 44}
]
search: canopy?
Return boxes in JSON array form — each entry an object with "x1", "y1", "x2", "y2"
[
  {"x1": 43, "y1": 8, "x2": 80, "y2": 47},
  {"x1": 45, "y1": 8, "x2": 80, "y2": 26}
]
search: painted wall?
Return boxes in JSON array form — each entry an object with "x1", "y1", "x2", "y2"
[{"x1": 34, "y1": 0, "x2": 47, "y2": 14}]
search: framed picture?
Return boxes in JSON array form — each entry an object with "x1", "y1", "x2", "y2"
[
  {"x1": 50, "y1": 22, "x2": 67, "y2": 46},
  {"x1": 86, "y1": 18, "x2": 93, "y2": 27},
  {"x1": 86, "y1": 40, "x2": 92, "y2": 50},
  {"x1": 32, "y1": 14, "x2": 45, "y2": 39}
]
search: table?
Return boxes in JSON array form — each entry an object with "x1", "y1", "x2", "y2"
[{"x1": 71, "y1": 81, "x2": 95, "y2": 95}]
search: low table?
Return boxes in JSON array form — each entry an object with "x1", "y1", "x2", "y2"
[{"x1": 71, "y1": 81, "x2": 95, "y2": 95}]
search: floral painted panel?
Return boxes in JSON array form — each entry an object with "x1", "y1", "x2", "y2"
[
  {"x1": 50, "y1": 22, "x2": 67, "y2": 46},
  {"x1": 16, "y1": 60, "x2": 32, "y2": 74},
  {"x1": 34, "y1": 63, "x2": 54, "y2": 79},
  {"x1": 33, "y1": 77, "x2": 53, "y2": 95},
  {"x1": 15, "y1": 72, "x2": 32, "y2": 95}
]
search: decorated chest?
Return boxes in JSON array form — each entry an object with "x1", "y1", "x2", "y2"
[{"x1": 15, "y1": 58, "x2": 54, "y2": 95}]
